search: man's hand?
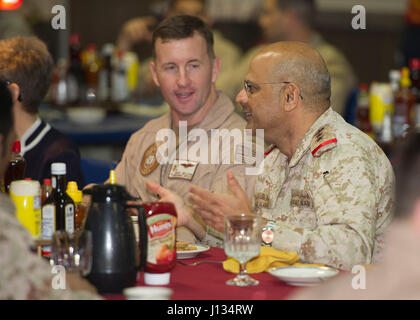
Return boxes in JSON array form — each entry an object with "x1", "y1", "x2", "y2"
[
  {"x1": 146, "y1": 181, "x2": 206, "y2": 239},
  {"x1": 146, "y1": 180, "x2": 192, "y2": 227},
  {"x1": 117, "y1": 16, "x2": 157, "y2": 51},
  {"x1": 82, "y1": 183, "x2": 97, "y2": 211},
  {"x1": 188, "y1": 171, "x2": 253, "y2": 233}
]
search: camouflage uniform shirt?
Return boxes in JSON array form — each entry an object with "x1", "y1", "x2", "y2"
[
  {"x1": 254, "y1": 107, "x2": 395, "y2": 270},
  {"x1": 0, "y1": 192, "x2": 100, "y2": 299}
]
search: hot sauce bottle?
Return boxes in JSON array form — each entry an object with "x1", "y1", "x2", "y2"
[
  {"x1": 4, "y1": 140, "x2": 26, "y2": 194},
  {"x1": 142, "y1": 202, "x2": 177, "y2": 285}
]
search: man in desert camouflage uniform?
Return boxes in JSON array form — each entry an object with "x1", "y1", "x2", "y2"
[
  {"x1": 189, "y1": 42, "x2": 394, "y2": 270},
  {"x1": 0, "y1": 80, "x2": 100, "y2": 300}
]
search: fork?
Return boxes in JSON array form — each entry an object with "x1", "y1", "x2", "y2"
[{"x1": 177, "y1": 260, "x2": 223, "y2": 266}]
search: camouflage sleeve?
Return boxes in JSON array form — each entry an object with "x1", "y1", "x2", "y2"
[
  {"x1": 272, "y1": 144, "x2": 378, "y2": 270},
  {"x1": 0, "y1": 198, "x2": 100, "y2": 300}
]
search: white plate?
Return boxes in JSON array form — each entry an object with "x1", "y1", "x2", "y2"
[
  {"x1": 268, "y1": 266, "x2": 339, "y2": 286},
  {"x1": 176, "y1": 244, "x2": 210, "y2": 259},
  {"x1": 123, "y1": 286, "x2": 173, "y2": 300}
]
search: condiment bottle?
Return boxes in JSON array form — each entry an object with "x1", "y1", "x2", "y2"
[
  {"x1": 41, "y1": 163, "x2": 75, "y2": 255},
  {"x1": 66, "y1": 181, "x2": 86, "y2": 231},
  {"x1": 409, "y1": 58, "x2": 420, "y2": 128},
  {"x1": 4, "y1": 140, "x2": 26, "y2": 194},
  {"x1": 355, "y1": 83, "x2": 374, "y2": 139},
  {"x1": 41, "y1": 178, "x2": 52, "y2": 205},
  {"x1": 142, "y1": 202, "x2": 177, "y2": 285},
  {"x1": 393, "y1": 67, "x2": 416, "y2": 139}
]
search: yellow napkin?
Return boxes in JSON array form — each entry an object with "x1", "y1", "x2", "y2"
[{"x1": 223, "y1": 247, "x2": 324, "y2": 274}]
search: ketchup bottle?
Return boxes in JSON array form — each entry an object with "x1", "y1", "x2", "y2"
[
  {"x1": 4, "y1": 140, "x2": 26, "y2": 194},
  {"x1": 142, "y1": 202, "x2": 177, "y2": 286}
]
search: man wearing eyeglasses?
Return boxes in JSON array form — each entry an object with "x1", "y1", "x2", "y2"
[{"x1": 189, "y1": 41, "x2": 395, "y2": 271}]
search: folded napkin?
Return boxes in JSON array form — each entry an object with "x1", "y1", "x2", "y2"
[{"x1": 223, "y1": 247, "x2": 323, "y2": 274}]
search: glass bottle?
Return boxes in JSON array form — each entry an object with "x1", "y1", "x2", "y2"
[
  {"x1": 41, "y1": 163, "x2": 75, "y2": 240},
  {"x1": 4, "y1": 140, "x2": 26, "y2": 194},
  {"x1": 393, "y1": 67, "x2": 416, "y2": 139},
  {"x1": 41, "y1": 178, "x2": 52, "y2": 205},
  {"x1": 66, "y1": 181, "x2": 86, "y2": 231},
  {"x1": 67, "y1": 34, "x2": 85, "y2": 106},
  {"x1": 409, "y1": 58, "x2": 420, "y2": 128},
  {"x1": 355, "y1": 83, "x2": 374, "y2": 139}
]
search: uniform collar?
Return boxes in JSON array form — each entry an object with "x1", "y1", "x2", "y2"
[
  {"x1": 288, "y1": 107, "x2": 335, "y2": 167},
  {"x1": 20, "y1": 117, "x2": 51, "y2": 156}
]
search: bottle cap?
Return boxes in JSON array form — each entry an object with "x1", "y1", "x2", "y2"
[
  {"x1": 400, "y1": 67, "x2": 412, "y2": 87},
  {"x1": 66, "y1": 181, "x2": 81, "y2": 203},
  {"x1": 144, "y1": 272, "x2": 171, "y2": 286},
  {"x1": 409, "y1": 58, "x2": 420, "y2": 70},
  {"x1": 12, "y1": 140, "x2": 21, "y2": 153},
  {"x1": 359, "y1": 83, "x2": 368, "y2": 91},
  {"x1": 51, "y1": 162, "x2": 66, "y2": 175},
  {"x1": 109, "y1": 170, "x2": 116, "y2": 184},
  {"x1": 43, "y1": 178, "x2": 51, "y2": 185},
  {"x1": 24, "y1": 178, "x2": 32, "y2": 180}
]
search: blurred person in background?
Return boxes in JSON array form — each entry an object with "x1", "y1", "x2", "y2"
[
  {"x1": 0, "y1": 36, "x2": 85, "y2": 187},
  {"x1": 217, "y1": 0, "x2": 356, "y2": 117},
  {"x1": 117, "y1": 0, "x2": 242, "y2": 102},
  {"x1": 400, "y1": 0, "x2": 420, "y2": 66},
  {"x1": 0, "y1": 80, "x2": 99, "y2": 299},
  {"x1": 290, "y1": 131, "x2": 420, "y2": 299}
]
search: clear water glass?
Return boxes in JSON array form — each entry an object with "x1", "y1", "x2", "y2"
[{"x1": 224, "y1": 214, "x2": 261, "y2": 286}]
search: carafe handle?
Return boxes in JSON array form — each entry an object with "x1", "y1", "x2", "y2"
[{"x1": 125, "y1": 204, "x2": 148, "y2": 271}]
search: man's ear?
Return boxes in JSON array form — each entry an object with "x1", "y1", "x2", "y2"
[
  {"x1": 211, "y1": 57, "x2": 221, "y2": 84},
  {"x1": 149, "y1": 61, "x2": 161, "y2": 87},
  {"x1": 8, "y1": 83, "x2": 21, "y2": 103},
  {"x1": 283, "y1": 84, "x2": 300, "y2": 112}
]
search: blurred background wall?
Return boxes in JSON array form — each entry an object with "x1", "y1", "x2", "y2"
[
  {"x1": 1, "y1": 0, "x2": 407, "y2": 85},
  {"x1": 68, "y1": 0, "x2": 406, "y2": 84}
]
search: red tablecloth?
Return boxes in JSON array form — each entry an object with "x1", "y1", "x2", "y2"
[{"x1": 105, "y1": 247, "x2": 300, "y2": 300}]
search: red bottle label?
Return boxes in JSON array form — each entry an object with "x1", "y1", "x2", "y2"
[{"x1": 147, "y1": 213, "x2": 176, "y2": 265}]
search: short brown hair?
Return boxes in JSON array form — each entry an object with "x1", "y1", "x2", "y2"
[
  {"x1": 152, "y1": 14, "x2": 215, "y2": 60},
  {"x1": 0, "y1": 37, "x2": 53, "y2": 114}
]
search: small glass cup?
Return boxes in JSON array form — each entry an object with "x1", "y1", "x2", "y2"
[
  {"x1": 50, "y1": 230, "x2": 92, "y2": 276},
  {"x1": 224, "y1": 214, "x2": 261, "y2": 286}
]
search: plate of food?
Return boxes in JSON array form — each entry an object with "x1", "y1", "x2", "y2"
[
  {"x1": 176, "y1": 241, "x2": 210, "y2": 259},
  {"x1": 268, "y1": 266, "x2": 339, "y2": 286}
]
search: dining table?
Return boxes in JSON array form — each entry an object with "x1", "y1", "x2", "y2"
[{"x1": 104, "y1": 247, "x2": 301, "y2": 300}]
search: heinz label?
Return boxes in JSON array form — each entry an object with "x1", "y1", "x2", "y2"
[{"x1": 147, "y1": 213, "x2": 176, "y2": 265}]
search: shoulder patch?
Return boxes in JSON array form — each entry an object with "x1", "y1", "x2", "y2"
[{"x1": 310, "y1": 125, "x2": 337, "y2": 157}]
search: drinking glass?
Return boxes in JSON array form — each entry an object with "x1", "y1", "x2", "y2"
[
  {"x1": 50, "y1": 230, "x2": 92, "y2": 276},
  {"x1": 224, "y1": 214, "x2": 261, "y2": 286}
]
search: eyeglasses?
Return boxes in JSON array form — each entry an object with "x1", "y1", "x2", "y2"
[{"x1": 243, "y1": 80, "x2": 303, "y2": 100}]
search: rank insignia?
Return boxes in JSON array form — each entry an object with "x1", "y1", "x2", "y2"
[{"x1": 310, "y1": 125, "x2": 337, "y2": 157}]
